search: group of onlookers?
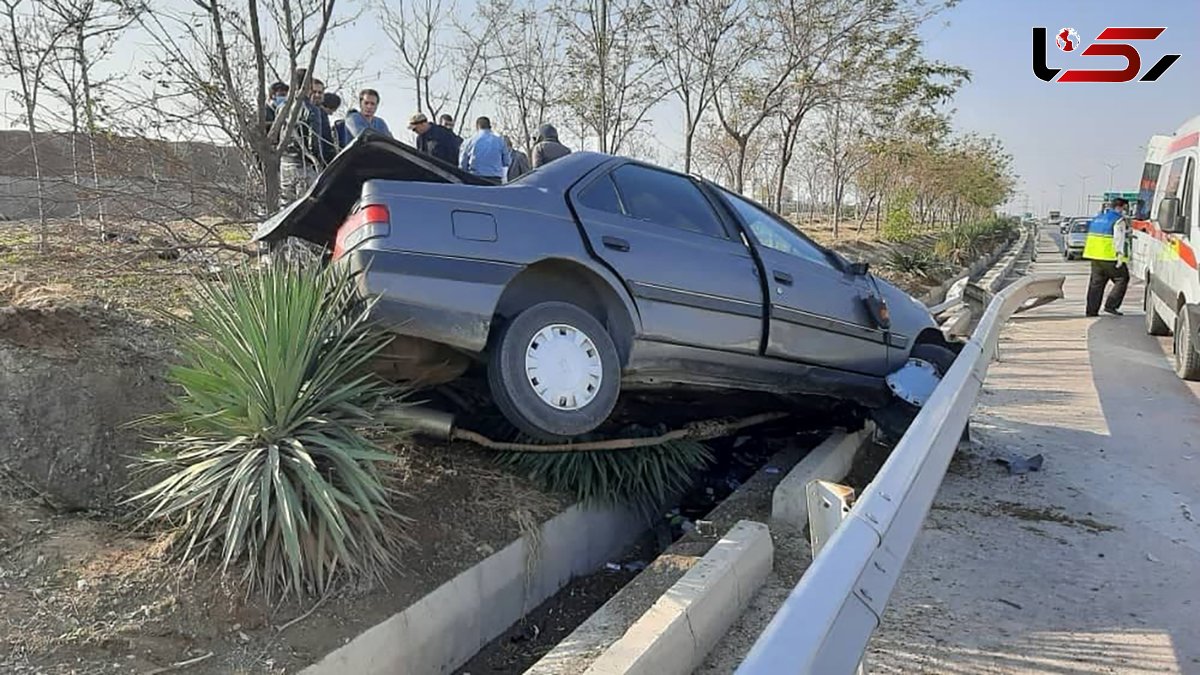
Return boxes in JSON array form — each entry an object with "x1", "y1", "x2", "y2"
[
  {"x1": 267, "y1": 67, "x2": 575, "y2": 202},
  {"x1": 408, "y1": 114, "x2": 572, "y2": 183}
]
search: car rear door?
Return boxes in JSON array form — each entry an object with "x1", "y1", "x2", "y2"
[
  {"x1": 716, "y1": 190, "x2": 890, "y2": 375},
  {"x1": 569, "y1": 163, "x2": 763, "y2": 355}
]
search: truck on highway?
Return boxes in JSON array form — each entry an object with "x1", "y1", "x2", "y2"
[
  {"x1": 1131, "y1": 115, "x2": 1200, "y2": 380},
  {"x1": 1048, "y1": 210, "x2": 1062, "y2": 230}
]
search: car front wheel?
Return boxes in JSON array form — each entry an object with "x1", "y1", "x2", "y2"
[
  {"x1": 871, "y1": 343, "x2": 961, "y2": 443},
  {"x1": 488, "y1": 301, "x2": 621, "y2": 441}
]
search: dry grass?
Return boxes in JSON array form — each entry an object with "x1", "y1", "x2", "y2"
[{"x1": 1, "y1": 218, "x2": 255, "y2": 317}]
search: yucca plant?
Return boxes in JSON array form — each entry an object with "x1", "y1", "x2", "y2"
[
  {"x1": 128, "y1": 261, "x2": 409, "y2": 599},
  {"x1": 497, "y1": 433, "x2": 714, "y2": 510}
]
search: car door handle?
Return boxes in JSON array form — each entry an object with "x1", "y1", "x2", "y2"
[
  {"x1": 773, "y1": 270, "x2": 793, "y2": 286},
  {"x1": 602, "y1": 236, "x2": 630, "y2": 252}
]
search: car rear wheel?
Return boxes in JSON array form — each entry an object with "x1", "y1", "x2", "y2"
[
  {"x1": 1144, "y1": 283, "x2": 1170, "y2": 336},
  {"x1": 487, "y1": 301, "x2": 621, "y2": 441},
  {"x1": 871, "y1": 343, "x2": 962, "y2": 443},
  {"x1": 1173, "y1": 307, "x2": 1200, "y2": 381}
]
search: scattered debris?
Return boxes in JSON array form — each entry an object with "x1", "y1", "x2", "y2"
[
  {"x1": 1146, "y1": 552, "x2": 1160, "y2": 563},
  {"x1": 995, "y1": 452, "x2": 1044, "y2": 475},
  {"x1": 997, "y1": 598, "x2": 1023, "y2": 610},
  {"x1": 765, "y1": 466, "x2": 782, "y2": 475},
  {"x1": 604, "y1": 562, "x2": 622, "y2": 572},
  {"x1": 1182, "y1": 504, "x2": 1195, "y2": 523}
]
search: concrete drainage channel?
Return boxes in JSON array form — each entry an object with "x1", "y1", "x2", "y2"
[
  {"x1": 301, "y1": 232, "x2": 1029, "y2": 675},
  {"x1": 300, "y1": 419, "x2": 870, "y2": 675}
]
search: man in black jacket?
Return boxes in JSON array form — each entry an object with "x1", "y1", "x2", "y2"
[{"x1": 409, "y1": 112, "x2": 461, "y2": 165}]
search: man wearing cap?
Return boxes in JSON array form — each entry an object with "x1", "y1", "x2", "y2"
[{"x1": 409, "y1": 112, "x2": 461, "y2": 165}]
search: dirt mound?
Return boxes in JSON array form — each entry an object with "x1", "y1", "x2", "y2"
[{"x1": 0, "y1": 285, "x2": 174, "y2": 510}]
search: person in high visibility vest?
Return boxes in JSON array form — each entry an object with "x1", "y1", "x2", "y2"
[{"x1": 1082, "y1": 197, "x2": 1131, "y2": 316}]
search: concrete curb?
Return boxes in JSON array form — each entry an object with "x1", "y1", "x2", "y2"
[
  {"x1": 301, "y1": 502, "x2": 645, "y2": 675},
  {"x1": 771, "y1": 424, "x2": 875, "y2": 530},
  {"x1": 583, "y1": 520, "x2": 773, "y2": 675}
]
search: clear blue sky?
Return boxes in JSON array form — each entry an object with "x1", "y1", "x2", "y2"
[
  {"x1": 919, "y1": 0, "x2": 1200, "y2": 215},
  {"x1": 2, "y1": 0, "x2": 1198, "y2": 217}
]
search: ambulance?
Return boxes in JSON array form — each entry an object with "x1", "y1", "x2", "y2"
[{"x1": 1131, "y1": 115, "x2": 1200, "y2": 380}]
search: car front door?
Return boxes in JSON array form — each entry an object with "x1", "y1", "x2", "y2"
[
  {"x1": 717, "y1": 190, "x2": 890, "y2": 375},
  {"x1": 569, "y1": 163, "x2": 763, "y2": 355}
]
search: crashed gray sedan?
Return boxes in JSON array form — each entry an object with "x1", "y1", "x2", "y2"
[{"x1": 256, "y1": 132, "x2": 960, "y2": 441}]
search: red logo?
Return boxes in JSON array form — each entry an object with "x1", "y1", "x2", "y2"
[{"x1": 1033, "y1": 26, "x2": 1181, "y2": 82}]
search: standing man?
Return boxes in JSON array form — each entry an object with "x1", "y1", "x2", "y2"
[
  {"x1": 345, "y1": 89, "x2": 392, "y2": 139},
  {"x1": 1082, "y1": 197, "x2": 1131, "y2": 316},
  {"x1": 305, "y1": 77, "x2": 336, "y2": 166},
  {"x1": 459, "y1": 116, "x2": 510, "y2": 181},
  {"x1": 279, "y1": 68, "x2": 326, "y2": 202},
  {"x1": 408, "y1": 112, "x2": 460, "y2": 165},
  {"x1": 532, "y1": 123, "x2": 571, "y2": 168},
  {"x1": 505, "y1": 135, "x2": 531, "y2": 181}
]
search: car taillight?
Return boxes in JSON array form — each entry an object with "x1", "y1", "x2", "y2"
[{"x1": 333, "y1": 204, "x2": 390, "y2": 260}]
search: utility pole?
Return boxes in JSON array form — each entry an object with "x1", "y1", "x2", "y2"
[
  {"x1": 1057, "y1": 183, "x2": 1065, "y2": 212},
  {"x1": 1103, "y1": 162, "x2": 1119, "y2": 192},
  {"x1": 1078, "y1": 174, "x2": 1091, "y2": 214}
]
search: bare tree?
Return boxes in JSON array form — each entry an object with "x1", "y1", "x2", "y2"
[
  {"x1": 482, "y1": 0, "x2": 566, "y2": 155},
  {"x1": 377, "y1": 0, "x2": 444, "y2": 122},
  {"x1": 649, "y1": 0, "x2": 751, "y2": 174},
  {"x1": 126, "y1": 0, "x2": 345, "y2": 214},
  {"x1": 43, "y1": 0, "x2": 139, "y2": 236},
  {"x1": 0, "y1": 0, "x2": 70, "y2": 250},
  {"x1": 555, "y1": 0, "x2": 667, "y2": 155}
]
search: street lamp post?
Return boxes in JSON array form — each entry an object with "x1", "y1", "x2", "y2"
[
  {"x1": 1057, "y1": 183, "x2": 1065, "y2": 212},
  {"x1": 1103, "y1": 162, "x2": 1119, "y2": 192},
  {"x1": 1079, "y1": 174, "x2": 1091, "y2": 214}
]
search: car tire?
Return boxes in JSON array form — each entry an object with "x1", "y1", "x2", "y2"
[
  {"x1": 1144, "y1": 282, "x2": 1170, "y2": 336},
  {"x1": 871, "y1": 343, "x2": 963, "y2": 443},
  {"x1": 1173, "y1": 306, "x2": 1200, "y2": 381},
  {"x1": 487, "y1": 301, "x2": 621, "y2": 441}
]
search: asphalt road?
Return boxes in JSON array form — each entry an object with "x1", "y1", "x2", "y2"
[{"x1": 868, "y1": 225, "x2": 1200, "y2": 674}]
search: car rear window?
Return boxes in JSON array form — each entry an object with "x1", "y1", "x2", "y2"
[
  {"x1": 577, "y1": 175, "x2": 625, "y2": 215},
  {"x1": 1071, "y1": 221, "x2": 1090, "y2": 233}
]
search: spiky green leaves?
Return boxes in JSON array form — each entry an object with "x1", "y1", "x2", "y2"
[
  {"x1": 129, "y1": 261, "x2": 408, "y2": 599},
  {"x1": 498, "y1": 439, "x2": 714, "y2": 510}
]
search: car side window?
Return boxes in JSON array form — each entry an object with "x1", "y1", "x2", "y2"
[
  {"x1": 610, "y1": 165, "x2": 728, "y2": 239},
  {"x1": 577, "y1": 175, "x2": 625, "y2": 215},
  {"x1": 724, "y1": 192, "x2": 835, "y2": 269}
]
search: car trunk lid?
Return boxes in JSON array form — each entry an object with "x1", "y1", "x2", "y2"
[{"x1": 253, "y1": 130, "x2": 496, "y2": 247}]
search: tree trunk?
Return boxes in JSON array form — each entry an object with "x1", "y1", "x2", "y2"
[
  {"x1": 78, "y1": 32, "x2": 105, "y2": 236},
  {"x1": 25, "y1": 123, "x2": 48, "y2": 251},
  {"x1": 734, "y1": 137, "x2": 748, "y2": 194}
]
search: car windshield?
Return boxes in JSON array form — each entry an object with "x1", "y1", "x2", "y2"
[{"x1": 1071, "y1": 221, "x2": 1089, "y2": 233}]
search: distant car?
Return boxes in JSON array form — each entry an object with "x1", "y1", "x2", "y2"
[
  {"x1": 255, "y1": 132, "x2": 962, "y2": 441},
  {"x1": 1064, "y1": 217, "x2": 1091, "y2": 260}
]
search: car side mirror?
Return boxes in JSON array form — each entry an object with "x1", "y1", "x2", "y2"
[
  {"x1": 1158, "y1": 196, "x2": 1184, "y2": 234},
  {"x1": 848, "y1": 261, "x2": 870, "y2": 276}
]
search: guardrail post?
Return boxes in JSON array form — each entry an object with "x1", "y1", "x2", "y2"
[{"x1": 806, "y1": 480, "x2": 856, "y2": 557}]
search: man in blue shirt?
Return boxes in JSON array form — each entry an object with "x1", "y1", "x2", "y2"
[{"x1": 459, "y1": 116, "x2": 511, "y2": 180}]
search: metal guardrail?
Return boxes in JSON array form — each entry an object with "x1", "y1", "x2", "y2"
[{"x1": 735, "y1": 226, "x2": 1063, "y2": 675}]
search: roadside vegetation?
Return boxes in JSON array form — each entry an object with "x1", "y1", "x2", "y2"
[{"x1": 127, "y1": 263, "x2": 413, "y2": 598}]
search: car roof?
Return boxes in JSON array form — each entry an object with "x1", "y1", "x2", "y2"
[{"x1": 511, "y1": 151, "x2": 619, "y2": 191}]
